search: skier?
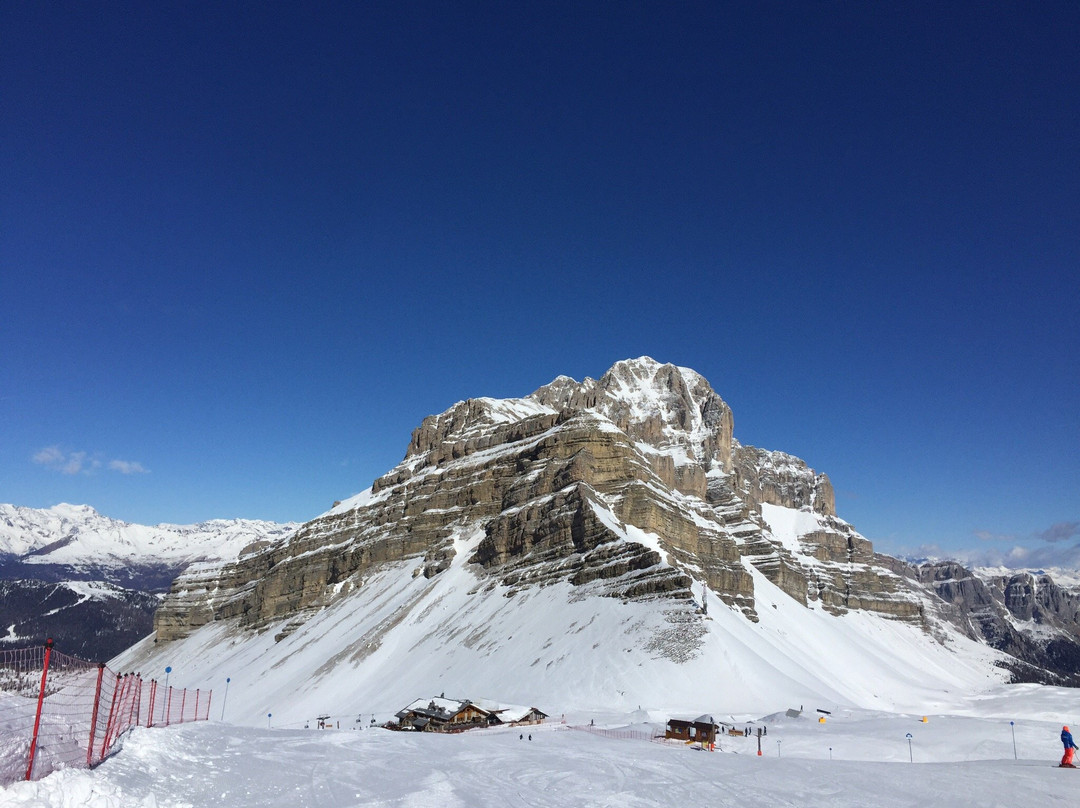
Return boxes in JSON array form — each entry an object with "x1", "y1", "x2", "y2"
[{"x1": 1062, "y1": 725, "x2": 1077, "y2": 768}]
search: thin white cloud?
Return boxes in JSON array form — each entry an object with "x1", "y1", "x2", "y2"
[
  {"x1": 32, "y1": 446, "x2": 65, "y2": 468},
  {"x1": 108, "y1": 459, "x2": 149, "y2": 474},
  {"x1": 974, "y1": 522, "x2": 1079, "y2": 546},
  {"x1": 1037, "y1": 521, "x2": 1079, "y2": 543},
  {"x1": 33, "y1": 446, "x2": 148, "y2": 476},
  {"x1": 973, "y1": 529, "x2": 1017, "y2": 543},
  {"x1": 33, "y1": 446, "x2": 91, "y2": 475},
  {"x1": 935, "y1": 527, "x2": 1080, "y2": 571}
]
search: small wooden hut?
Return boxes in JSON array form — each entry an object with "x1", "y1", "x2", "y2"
[{"x1": 664, "y1": 714, "x2": 719, "y2": 746}]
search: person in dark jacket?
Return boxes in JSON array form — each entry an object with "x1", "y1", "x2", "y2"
[{"x1": 1062, "y1": 725, "x2": 1077, "y2": 767}]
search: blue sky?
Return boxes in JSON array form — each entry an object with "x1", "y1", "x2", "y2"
[{"x1": 2, "y1": 2, "x2": 1077, "y2": 564}]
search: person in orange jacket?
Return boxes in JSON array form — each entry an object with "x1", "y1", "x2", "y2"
[{"x1": 1062, "y1": 725, "x2": 1077, "y2": 767}]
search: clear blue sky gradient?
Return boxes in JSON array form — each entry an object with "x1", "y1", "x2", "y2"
[{"x1": 2, "y1": 2, "x2": 1077, "y2": 562}]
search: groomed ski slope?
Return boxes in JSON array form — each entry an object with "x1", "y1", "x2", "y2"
[{"x1": 5, "y1": 697, "x2": 1080, "y2": 808}]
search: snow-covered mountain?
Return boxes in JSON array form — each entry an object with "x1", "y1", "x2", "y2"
[
  {"x1": 0, "y1": 503, "x2": 298, "y2": 572},
  {"x1": 117, "y1": 358, "x2": 1079, "y2": 725},
  {"x1": 0, "y1": 504, "x2": 299, "y2": 660}
]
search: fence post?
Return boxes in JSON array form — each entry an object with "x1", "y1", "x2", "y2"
[
  {"x1": 205, "y1": 690, "x2": 212, "y2": 722},
  {"x1": 105, "y1": 673, "x2": 129, "y2": 756},
  {"x1": 180, "y1": 689, "x2": 187, "y2": 724},
  {"x1": 100, "y1": 673, "x2": 123, "y2": 759},
  {"x1": 194, "y1": 689, "x2": 200, "y2": 723},
  {"x1": 24, "y1": 638, "x2": 54, "y2": 781},
  {"x1": 134, "y1": 676, "x2": 142, "y2": 727},
  {"x1": 147, "y1": 679, "x2": 156, "y2": 728},
  {"x1": 165, "y1": 686, "x2": 172, "y2": 727},
  {"x1": 125, "y1": 675, "x2": 140, "y2": 732},
  {"x1": 86, "y1": 662, "x2": 106, "y2": 768}
]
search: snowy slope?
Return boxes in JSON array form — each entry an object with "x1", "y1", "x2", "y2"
[{"x1": 113, "y1": 503, "x2": 1008, "y2": 731}]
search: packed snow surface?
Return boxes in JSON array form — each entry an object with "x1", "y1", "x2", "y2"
[{"x1": 5, "y1": 697, "x2": 1080, "y2": 807}]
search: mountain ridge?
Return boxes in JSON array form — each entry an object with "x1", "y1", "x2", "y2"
[{"x1": 0, "y1": 504, "x2": 299, "y2": 660}]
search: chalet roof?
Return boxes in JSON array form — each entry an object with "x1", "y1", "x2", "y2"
[
  {"x1": 466, "y1": 699, "x2": 548, "y2": 724},
  {"x1": 668, "y1": 715, "x2": 719, "y2": 728},
  {"x1": 397, "y1": 697, "x2": 493, "y2": 722},
  {"x1": 489, "y1": 705, "x2": 547, "y2": 724}
]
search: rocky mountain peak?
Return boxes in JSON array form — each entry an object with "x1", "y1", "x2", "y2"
[
  {"x1": 155, "y1": 357, "x2": 920, "y2": 651},
  {"x1": 531, "y1": 357, "x2": 734, "y2": 475}
]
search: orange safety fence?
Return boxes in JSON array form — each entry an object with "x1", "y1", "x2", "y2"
[{"x1": 0, "y1": 639, "x2": 211, "y2": 784}]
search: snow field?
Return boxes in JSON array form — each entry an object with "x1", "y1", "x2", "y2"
[{"x1": 4, "y1": 707, "x2": 1079, "y2": 808}]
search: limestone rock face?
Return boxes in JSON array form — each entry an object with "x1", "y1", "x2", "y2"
[
  {"x1": 154, "y1": 358, "x2": 916, "y2": 642},
  {"x1": 912, "y1": 562, "x2": 1080, "y2": 685},
  {"x1": 732, "y1": 444, "x2": 835, "y2": 516},
  {"x1": 152, "y1": 357, "x2": 1075, "y2": 683}
]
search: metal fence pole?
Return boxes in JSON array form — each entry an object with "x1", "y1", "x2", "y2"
[
  {"x1": 24, "y1": 638, "x2": 54, "y2": 781},
  {"x1": 86, "y1": 663, "x2": 106, "y2": 767}
]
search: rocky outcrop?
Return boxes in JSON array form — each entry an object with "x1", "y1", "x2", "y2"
[
  {"x1": 732, "y1": 444, "x2": 835, "y2": 516},
  {"x1": 996, "y1": 572, "x2": 1080, "y2": 626},
  {"x1": 912, "y1": 562, "x2": 1080, "y2": 685}
]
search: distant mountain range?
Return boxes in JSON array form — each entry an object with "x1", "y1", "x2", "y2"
[
  {"x1": 105, "y1": 358, "x2": 1079, "y2": 726},
  {"x1": 0, "y1": 503, "x2": 298, "y2": 660}
]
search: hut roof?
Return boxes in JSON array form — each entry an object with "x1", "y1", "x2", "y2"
[{"x1": 397, "y1": 697, "x2": 492, "y2": 722}]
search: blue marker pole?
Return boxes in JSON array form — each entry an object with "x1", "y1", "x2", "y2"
[
  {"x1": 163, "y1": 666, "x2": 172, "y2": 724},
  {"x1": 1010, "y1": 721, "x2": 1016, "y2": 760},
  {"x1": 906, "y1": 733, "x2": 913, "y2": 762},
  {"x1": 220, "y1": 677, "x2": 231, "y2": 721},
  {"x1": 268, "y1": 712, "x2": 272, "y2": 729}
]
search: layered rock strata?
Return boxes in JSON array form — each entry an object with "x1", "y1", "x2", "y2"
[
  {"x1": 155, "y1": 358, "x2": 934, "y2": 648},
  {"x1": 910, "y1": 562, "x2": 1080, "y2": 684}
]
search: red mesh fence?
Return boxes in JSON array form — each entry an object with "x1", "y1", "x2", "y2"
[
  {"x1": 0, "y1": 640, "x2": 212, "y2": 785},
  {"x1": 568, "y1": 724, "x2": 659, "y2": 742}
]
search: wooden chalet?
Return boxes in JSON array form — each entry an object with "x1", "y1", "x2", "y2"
[
  {"x1": 664, "y1": 714, "x2": 720, "y2": 746},
  {"x1": 394, "y1": 697, "x2": 495, "y2": 732},
  {"x1": 488, "y1": 705, "x2": 548, "y2": 726}
]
